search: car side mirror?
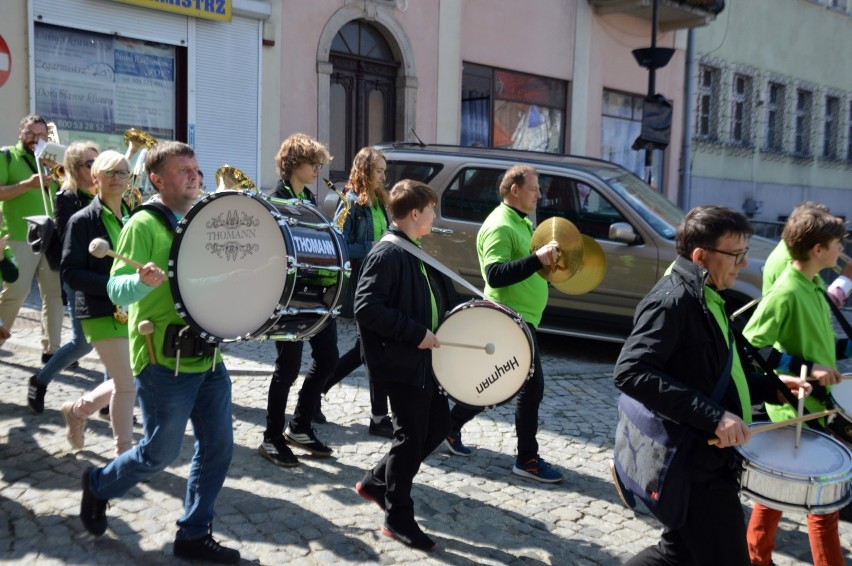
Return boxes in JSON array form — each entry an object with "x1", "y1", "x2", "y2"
[{"x1": 609, "y1": 222, "x2": 638, "y2": 244}]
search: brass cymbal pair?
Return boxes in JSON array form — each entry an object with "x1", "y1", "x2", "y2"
[{"x1": 530, "y1": 217, "x2": 607, "y2": 295}]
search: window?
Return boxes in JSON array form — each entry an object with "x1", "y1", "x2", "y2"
[
  {"x1": 601, "y1": 90, "x2": 663, "y2": 186},
  {"x1": 794, "y1": 89, "x2": 813, "y2": 156},
  {"x1": 33, "y1": 23, "x2": 180, "y2": 150},
  {"x1": 537, "y1": 176, "x2": 626, "y2": 240},
  {"x1": 765, "y1": 82, "x2": 785, "y2": 152},
  {"x1": 696, "y1": 66, "x2": 720, "y2": 141},
  {"x1": 730, "y1": 74, "x2": 753, "y2": 146},
  {"x1": 823, "y1": 95, "x2": 841, "y2": 160},
  {"x1": 440, "y1": 167, "x2": 506, "y2": 223},
  {"x1": 461, "y1": 63, "x2": 567, "y2": 153}
]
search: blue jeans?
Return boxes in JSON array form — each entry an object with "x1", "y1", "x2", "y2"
[
  {"x1": 89, "y1": 362, "x2": 234, "y2": 539},
  {"x1": 35, "y1": 282, "x2": 94, "y2": 386}
]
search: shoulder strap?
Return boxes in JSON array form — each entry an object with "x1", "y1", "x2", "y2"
[
  {"x1": 822, "y1": 288, "x2": 852, "y2": 340},
  {"x1": 2, "y1": 148, "x2": 10, "y2": 165},
  {"x1": 131, "y1": 201, "x2": 178, "y2": 232}
]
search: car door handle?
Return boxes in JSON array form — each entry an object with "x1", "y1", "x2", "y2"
[{"x1": 431, "y1": 227, "x2": 454, "y2": 235}]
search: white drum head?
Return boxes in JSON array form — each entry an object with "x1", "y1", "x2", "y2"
[
  {"x1": 433, "y1": 302, "x2": 533, "y2": 407},
  {"x1": 831, "y1": 380, "x2": 852, "y2": 414},
  {"x1": 737, "y1": 425, "x2": 852, "y2": 479},
  {"x1": 171, "y1": 192, "x2": 289, "y2": 341}
]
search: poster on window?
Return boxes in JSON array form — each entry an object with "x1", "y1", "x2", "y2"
[{"x1": 33, "y1": 23, "x2": 175, "y2": 150}]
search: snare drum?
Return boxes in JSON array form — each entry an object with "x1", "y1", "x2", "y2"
[
  {"x1": 735, "y1": 424, "x2": 852, "y2": 514},
  {"x1": 169, "y1": 191, "x2": 348, "y2": 342},
  {"x1": 829, "y1": 379, "x2": 852, "y2": 443},
  {"x1": 432, "y1": 300, "x2": 534, "y2": 408}
]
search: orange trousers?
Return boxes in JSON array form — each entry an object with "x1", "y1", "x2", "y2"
[{"x1": 747, "y1": 503, "x2": 843, "y2": 566}]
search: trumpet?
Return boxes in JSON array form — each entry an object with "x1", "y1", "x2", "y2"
[
  {"x1": 325, "y1": 178, "x2": 351, "y2": 233},
  {"x1": 122, "y1": 185, "x2": 143, "y2": 210},
  {"x1": 48, "y1": 164, "x2": 65, "y2": 184},
  {"x1": 124, "y1": 128, "x2": 158, "y2": 195}
]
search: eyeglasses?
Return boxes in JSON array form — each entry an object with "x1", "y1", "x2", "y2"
[
  {"x1": 707, "y1": 247, "x2": 750, "y2": 265},
  {"x1": 311, "y1": 163, "x2": 324, "y2": 170},
  {"x1": 103, "y1": 169, "x2": 131, "y2": 179},
  {"x1": 22, "y1": 129, "x2": 48, "y2": 140},
  {"x1": 83, "y1": 160, "x2": 95, "y2": 169}
]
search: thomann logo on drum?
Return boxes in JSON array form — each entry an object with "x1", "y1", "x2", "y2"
[
  {"x1": 477, "y1": 356, "x2": 520, "y2": 394},
  {"x1": 292, "y1": 235, "x2": 336, "y2": 257},
  {"x1": 204, "y1": 210, "x2": 261, "y2": 262}
]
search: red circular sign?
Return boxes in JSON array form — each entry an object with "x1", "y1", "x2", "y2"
[{"x1": 0, "y1": 34, "x2": 11, "y2": 88}]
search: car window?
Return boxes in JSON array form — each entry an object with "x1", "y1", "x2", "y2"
[
  {"x1": 537, "y1": 175, "x2": 627, "y2": 240},
  {"x1": 605, "y1": 173, "x2": 682, "y2": 240},
  {"x1": 441, "y1": 167, "x2": 505, "y2": 222},
  {"x1": 385, "y1": 160, "x2": 443, "y2": 186}
]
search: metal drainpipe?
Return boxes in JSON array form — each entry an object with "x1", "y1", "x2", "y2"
[{"x1": 679, "y1": 28, "x2": 696, "y2": 210}]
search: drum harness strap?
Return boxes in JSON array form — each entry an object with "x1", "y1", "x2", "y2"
[
  {"x1": 131, "y1": 201, "x2": 219, "y2": 375},
  {"x1": 382, "y1": 233, "x2": 492, "y2": 303}
]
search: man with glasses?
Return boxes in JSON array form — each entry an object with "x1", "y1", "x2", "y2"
[
  {"x1": 612, "y1": 205, "x2": 808, "y2": 566},
  {"x1": 0, "y1": 114, "x2": 63, "y2": 365}
]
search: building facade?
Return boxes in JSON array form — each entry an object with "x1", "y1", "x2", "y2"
[{"x1": 688, "y1": 0, "x2": 852, "y2": 227}]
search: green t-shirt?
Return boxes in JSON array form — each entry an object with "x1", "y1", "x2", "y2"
[
  {"x1": 477, "y1": 203, "x2": 548, "y2": 328},
  {"x1": 744, "y1": 264, "x2": 836, "y2": 421},
  {"x1": 762, "y1": 240, "x2": 825, "y2": 295},
  {"x1": 704, "y1": 286, "x2": 752, "y2": 423},
  {"x1": 371, "y1": 200, "x2": 388, "y2": 242},
  {"x1": 0, "y1": 142, "x2": 59, "y2": 240},
  {"x1": 111, "y1": 209, "x2": 222, "y2": 375}
]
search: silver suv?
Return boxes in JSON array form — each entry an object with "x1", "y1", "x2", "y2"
[{"x1": 326, "y1": 143, "x2": 773, "y2": 343}]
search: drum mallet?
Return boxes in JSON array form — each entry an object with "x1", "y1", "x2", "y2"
[
  {"x1": 795, "y1": 365, "x2": 807, "y2": 448},
  {"x1": 707, "y1": 409, "x2": 840, "y2": 445},
  {"x1": 89, "y1": 238, "x2": 145, "y2": 269},
  {"x1": 138, "y1": 320, "x2": 157, "y2": 365},
  {"x1": 441, "y1": 341, "x2": 496, "y2": 355}
]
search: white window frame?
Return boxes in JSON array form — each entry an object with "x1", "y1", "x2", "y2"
[
  {"x1": 765, "y1": 81, "x2": 786, "y2": 152},
  {"x1": 696, "y1": 65, "x2": 720, "y2": 141},
  {"x1": 730, "y1": 73, "x2": 753, "y2": 147},
  {"x1": 794, "y1": 88, "x2": 813, "y2": 157}
]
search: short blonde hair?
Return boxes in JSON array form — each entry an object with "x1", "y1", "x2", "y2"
[
  {"x1": 275, "y1": 133, "x2": 332, "y2": 180},
  {"x1": 90, "y1": 150, "x2": 130, "y2": 193}
]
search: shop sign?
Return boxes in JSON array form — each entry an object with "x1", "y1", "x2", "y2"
[
  {"x1": 0, "y1": 35, "x2": 11, "y2": 88},
  {"x1": 108, "y1": 0, "x2": 232, "y2": 22}
]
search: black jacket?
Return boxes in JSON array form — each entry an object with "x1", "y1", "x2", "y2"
[
  {"x1": 271, "y1": 179, "x2": 315, "y2": 205},
  {"x1": 55, "y1": 188, "x2": 94, "y2": 247},
  {"x1": 614, "y1": 255, "x2": 778, "y2": 476},
  {"x1": 354, "y1": 229, "x2": 437, "y2": 386},
  {"x1": 61, "y1": 196, "x2": 128, "y2": 320}
]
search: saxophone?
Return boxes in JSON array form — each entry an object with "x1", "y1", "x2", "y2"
[{"x1": 325, "y1": 178, "x2": 351, "y2": 233}]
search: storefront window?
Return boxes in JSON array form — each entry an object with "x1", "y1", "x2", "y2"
[
  {"x1": 601, "y1": 90, "x2": 664, "y2": 190},
  {"x1": 461, "y1": 63, "x2": 566, "y2": 153},
  {"x1": 34, "y1": 23, "x2": 178, "y2": 150}
]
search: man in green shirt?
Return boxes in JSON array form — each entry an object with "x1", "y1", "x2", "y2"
[
  {"x1": 0, "y1": 114, "x2": 62, "y2": 364},
  {"x1": 443, "y1": 164, "x2": 564, "y2": 483}
]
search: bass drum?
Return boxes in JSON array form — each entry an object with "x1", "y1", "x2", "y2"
[
  {"x1": 266, "y1": 197, "x2": 349, "y2": 340},
  {"x1": 432, "y1": 300, "x2": 534, "y2": 408},
  {"x1": 169, "y1": 191, "x2": 348, "y2": 342}
]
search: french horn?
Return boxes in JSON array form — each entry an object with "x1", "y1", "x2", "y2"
[
  {"x1": 214, "y1": 165, "x2": 256, "y2": 193},
  {"x1": 122, "y1": 128, "x2": 158, "y2": 209}
]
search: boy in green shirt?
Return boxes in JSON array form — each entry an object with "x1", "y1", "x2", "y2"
[{"x1": 743, "y1": 208, "x2": 849, "y2": 566}]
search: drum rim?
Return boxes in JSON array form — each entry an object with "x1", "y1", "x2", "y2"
[
  {"x1": 735, "y1": 423, "x2": 852, "y2": 478},
  {"x1": 433, "y1": 299, "x2": 535, "y2": 408},
  {"x1": 169, "y1": 190, "x2": 295, "y2": 342}
]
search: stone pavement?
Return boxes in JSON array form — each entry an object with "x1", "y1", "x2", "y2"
[{"x1": 1, "y1": 300, "x2": 851, "y2": 565}]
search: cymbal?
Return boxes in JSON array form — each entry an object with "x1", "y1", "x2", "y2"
[
  {"x1": 530, "y1": 217, "x2": 583, "y2": 283},
  {"x1": 553, "y1": 235, "x2": 607, "y2": 295}
]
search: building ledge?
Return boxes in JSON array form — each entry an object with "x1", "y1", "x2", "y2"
[{"x1": 589, "y1": 0, "x2": 724, "y2": 31}]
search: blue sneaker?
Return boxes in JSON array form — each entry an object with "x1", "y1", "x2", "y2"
[
  {"x1": 443, "y1": 431, "x2": 472, "y2": 456},
  {"x1": 512, "y1": 457, "x2": 563, "y2": 483}
]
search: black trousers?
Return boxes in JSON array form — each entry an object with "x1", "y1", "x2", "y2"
[
  {"x1": 449, "y1": 322, "x2": 543, "y2": 463},
  {"x1": 264, "y1": 319, "x2": 338, "y2": 438},
  {"x1": 361, "y1": 378, "x2": 450, "y2": 525},
  {"x1": 626, "y1": 470, "x2": 750, "y2": 566},
  {"x1": 322, "y1": 334, "x2": 389, "y2": 416}
]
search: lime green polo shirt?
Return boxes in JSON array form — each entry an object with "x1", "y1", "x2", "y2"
[
  {"x1": 762, "y1": 240, "x2": 826, "y2": 295},
  {"x1": 745, "y1": 264, "x2": 836, "y2": 421},
  {"x1": 371, "y1": 200, "x2": 387, "y2": 241},
  {"x1": 705, "y1": 286, "x2": 752, "y2": 422},
  {"x1": 477, "y1": 203, "x2": 548, "y2": 328},
  {"x1": 0, "y1": 142, "x2": 59, "y2": 240}
]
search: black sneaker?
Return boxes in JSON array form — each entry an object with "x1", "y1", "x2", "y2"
[
  {"x1": 98, "y1": 406, "x2": 110, "y2": 420},
  {"x1": 284, "y1": 425, "x2": 333, "y2": 457},
  {"x1": 368, "y1": 415, "x2": 394, "y2": 439},
  {"x1": 27, "y1": 375, "x2": 47, "y2": 415},
  {"x1": 381, "y1": 519, "x2": 436, "y2": 552},
  {"x1": 355, "y1": 481, "x2": 386, "y2": 511},
  {"x1": 80, "y1": 467, "x2": 108, "y2": 536},
  {"x1": 258, "y1": 436, "x2": 299, "y2": 467},
  {"x1": 313, "y1": 408, "x2": 328, "y2": 424},
  {"x1": 40, "y1": 353, "x2": 53, "y2": 364},
  {"x1": 173, "y1": 532, "x2": 240, "y2": 564}
]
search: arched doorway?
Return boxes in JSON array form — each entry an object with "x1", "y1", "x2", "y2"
[{"x1": 328, "y1": 20, "x2": 399, "y2": 181}]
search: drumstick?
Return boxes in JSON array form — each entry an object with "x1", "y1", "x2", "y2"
[
  {"x1": 707, "y1": 409, "x2": 840, "y2": 445},
  {"x1": 441, "y1": 341, "x2": 496, "y2": 355},
  {"x1": 795, "y1": 365, "x2": 807, "y2": 449},
  {"x1": 89, "y1": 238, "x2": 144, "y2": 269},
  {"x1": 138, "y1": 320, "x2": 156, "y2": 364}
]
